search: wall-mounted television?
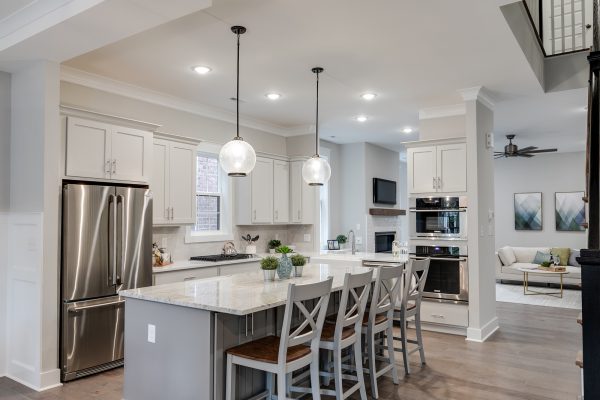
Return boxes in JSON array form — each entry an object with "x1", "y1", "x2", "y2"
[{"x1": 373, "y1": 178, "x2": 397, "y2": 205}]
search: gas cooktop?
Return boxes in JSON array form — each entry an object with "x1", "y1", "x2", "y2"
[{"x1": 190, "y1": 254, "x2": 255, "y2": 262}]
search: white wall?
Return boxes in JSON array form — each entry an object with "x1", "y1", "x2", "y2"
[
  {"x1": 0, "y1": 70, "x2": 10, "y2": 376},
  {"x1": 494, "y1": 151, "x2": 587, "y2": 249},
  {"x1": 338, "y1": 143, "x2": 367, "y2": 243}
]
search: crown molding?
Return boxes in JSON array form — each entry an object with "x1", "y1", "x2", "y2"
[
  {"x1": 418, "y1": 104, "x2": 466, "y2": 120},
  {"x1": 458, "y1": 86, "x2": 495, "y2": 110},
  {"x1": 60, "y1": 65, "x2": 306, "y2": 137}
]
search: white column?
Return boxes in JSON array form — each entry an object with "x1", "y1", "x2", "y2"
[
  {"x1": 460, "y1": 86, "x2": 499, "y2": 342},
  {"x1": 6, "y1": 60, "x2": 61, "y2": 390}
]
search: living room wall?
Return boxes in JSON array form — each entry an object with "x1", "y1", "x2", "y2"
[{"x1": 494, "y1": 151, "x2": 587, "y2": 250}]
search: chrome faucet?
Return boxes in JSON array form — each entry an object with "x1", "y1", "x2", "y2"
[{"x1": 348, "y1": 230, "x2": 356, "y2": 255}]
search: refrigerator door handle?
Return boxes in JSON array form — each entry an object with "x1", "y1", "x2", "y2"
[
  {"x1": 108, "y1": 194, "x2": 117, "y2": 286},
  {"x1": 117, "y1": 194, "x2": 125, "y2": 286},
  {"x1": 68, "y1": 299, "x2": 125, "y2": 313}
]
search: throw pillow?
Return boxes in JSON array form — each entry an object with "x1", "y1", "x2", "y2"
[
  {"x1": 569, "y1": 250, "x2": 581, "y2": 267},
  {"x1": 498, "y1": 246, "x2": 516, "y2": 266},
  {"x1": 551, "y1": 248, "x2": 571, "y2": 266},
  {"x1": 532, "y1": 251, "x2": 552, "y2": 265}
]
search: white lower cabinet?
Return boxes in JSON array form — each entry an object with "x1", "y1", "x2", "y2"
[
  {"x1": 153, "y1": 267, "x2": 219, "y2": 285},
  {"x1": 219, "y1": 262, "x2": 261, "y2": 276},
  {"x1": 151, "y1": 134, "x2": 199, "y2": 225},
  {"x1": 420, "y1": 300, "x2": 469, "y2": 327}
]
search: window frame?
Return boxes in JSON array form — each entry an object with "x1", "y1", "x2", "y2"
[{"x1": 185, "y1": 142, "x2": 233, "y2": 243}]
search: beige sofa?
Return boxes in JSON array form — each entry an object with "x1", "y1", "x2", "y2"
[{"x1": 495, "y1": 246, "x2": 581, "y2": 286}]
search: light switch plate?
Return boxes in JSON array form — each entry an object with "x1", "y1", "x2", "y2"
[
  {"x1": 486, "y1": 132, "x2": 494, "y2": 149},
  {"x1": 304, "y1": 234, "x2": 311, "y2": 242},
  {"x1": 356, "y1": 237, "x2": 363, "y2": 245},
  {"x1": 147, "y1": 324, "x2": 156, "y2": 343}
]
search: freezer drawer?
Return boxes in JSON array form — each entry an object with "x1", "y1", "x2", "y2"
[{"x1": 61, "y1": 297, "x2": 125, "y2": 381}]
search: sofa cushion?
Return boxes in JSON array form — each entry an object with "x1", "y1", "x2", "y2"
[
  {"x1": 512, "y1": 247, "x2": 550, "y2": 263},
  {"x1": 533, "y1": 251, "x2": 552, "y2": 265},
  {"x1": 569, "y1": 250, "x2": 581, "y2": 267},
  {"x1": 551, "y1": 248, "x2": 570, "y2": 266},
  {"x1": 498, "y1": 246, "x2": 517, "y2": 266}
]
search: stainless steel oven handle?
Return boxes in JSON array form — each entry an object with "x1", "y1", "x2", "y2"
[
  {"x1": 117, "y1": 194, "x2": 125, "y2": 286},
  {"x1": 362, "y1": 261, "x2": 405, "y2": 267},
  {"x1": 409, "y1": 209, "x2": 467, "y2": 212},
  {"x1": 68, "y1": 299, "x2": 125, "y2": 312},
  {"x1": 410, "y1": 256, "x2": 468, "y2": 262}
]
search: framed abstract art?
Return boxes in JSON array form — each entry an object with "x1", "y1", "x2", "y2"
[
  {"x1": 555, "y1": 191, "x2": 585, "y2": 231},
  {"x1": 514, "y1": 192, "x2": 542, "y2": 230}
]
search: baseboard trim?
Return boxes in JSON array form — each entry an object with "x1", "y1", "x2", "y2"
[
  {"x1": 7, "y1": 369, "x2": 62, "y2": 392},
  {"x1": 466, "y1": 317, "x2": 500, "y2": 342},
  {"x1": 410, "y1": 321, "x2": 467, "y2": 336}
]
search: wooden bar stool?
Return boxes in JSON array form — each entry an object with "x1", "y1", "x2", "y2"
[
  {"x1": 362, "y1": 265, "x2": 404, "y2": 399},
  {"x1": 393, "y1": 258, "x2": 431, "y2": 375},
  {"x1": 225, "y1": 278, "x2": 333, "y2": 400},
  {"x1": 317, "y1": 270, "x2": 373, "y2": 399}
]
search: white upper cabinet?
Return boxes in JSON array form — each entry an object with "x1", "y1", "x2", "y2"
[
  {"x1": 65, "y1": 116, "x2": 152, "y2": 183},
  {"x1": 407, "y1": 146, "x2": 437, "y2": 194},
  {"x1": 235, "y1": 157, "x2": 314, "y2": 225},
  {"x1": 151, "y1": 135, "x2": 198, "y2": 225},
  {"x1": 251, "y1": 157, "x2": 274, "y2": 224},
  {"x1": 273, "y1": 160, "x2": 290, "y2": 223},
  {"x1": 407, "y1": 142, "x2": 467, "y2": 194},
  {"x1": 436, "y1": 143, "x2": 467, "y2": 193}
]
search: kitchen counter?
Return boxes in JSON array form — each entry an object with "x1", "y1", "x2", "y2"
[
  {"x1": 152, "y1": 256, "x2": 261, "y2": 274},
  {"x1": 123, "y1": 262, "x2": 377, "y2": 315}
]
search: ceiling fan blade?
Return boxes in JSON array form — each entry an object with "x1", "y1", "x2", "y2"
[
  {"x1": 517, "y1": 153, "x2": 534, "y2": 158},
  {"x1": 494, "y1": 154, "x2": 506, "y2": 159},
  {"x1": 494, "y1": 152, "x2": 505, "y2": 154},
  {"x1": 517, "y1": 146, "x2": 537, "y2": 153},
  {"x1": 522, "y1": 148, "x2": 558, "y2": 154}
]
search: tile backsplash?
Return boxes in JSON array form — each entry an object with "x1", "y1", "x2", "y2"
[{"x1": 153, "y1": 224, "x2": 316, "y2": 261}]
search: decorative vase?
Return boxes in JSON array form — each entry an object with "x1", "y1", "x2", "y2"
[
  {"x1": 246, "y1": 245, "x2": 257, "y2": 254},
  {"x1": 294, "y1": 265, "x2": 304, "y2": 277},
  {"x1": 277, "y1": 254, "x2": 293, "y2": 279},
  {"x1": 263, "y1": 269, "x2": 276, "y2": 281}
]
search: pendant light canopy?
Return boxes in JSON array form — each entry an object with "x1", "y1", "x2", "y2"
[
  {"x1": 219, "y1": 26, "x2": 256, "y2": 177},
  {"x1": 302, "y1": 67, "x2": 331, "y2": 186}
]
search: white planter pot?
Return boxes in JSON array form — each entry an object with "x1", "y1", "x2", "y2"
[
  {"x1": 294, "y1": 265, "x2": 304, "y2": 277},
  {"x1": 262, "y1": 269, "x2": 276, "y2": 281}
]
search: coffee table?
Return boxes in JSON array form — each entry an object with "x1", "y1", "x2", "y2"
[{"x1": 516, "y1": 267, "x2": 570, "y2": 298}]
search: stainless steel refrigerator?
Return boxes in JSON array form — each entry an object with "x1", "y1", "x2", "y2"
[{"x1": 60, "y1": 183, "x2": 152, "y2": 381}]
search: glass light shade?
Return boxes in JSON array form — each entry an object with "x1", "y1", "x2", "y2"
[
  {"x1": 219, "y1": 138, "x2": 257, "y2": 177},
  {"x1": 302, "y1": 155, "x2": 331, "y2": 186}
]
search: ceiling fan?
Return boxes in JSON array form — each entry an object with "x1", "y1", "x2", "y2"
[{"x1": 494, "y1": 134, "x2": 557, "y2": 159}]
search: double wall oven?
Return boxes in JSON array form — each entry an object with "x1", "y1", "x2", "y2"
[
  {"x1": 409, "y1": 196, "x2": 467, "y2": 240},
  {"x1": 410, "y1": 245, "x2": 469, "y2": 303}
]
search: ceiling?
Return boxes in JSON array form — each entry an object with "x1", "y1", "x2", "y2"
[
  {"x1": 64, "y1": 0, "x2": 585, "y2": 152},
  {"x1": 0, "y1": 0, "x2": 36, "y2": 21}
]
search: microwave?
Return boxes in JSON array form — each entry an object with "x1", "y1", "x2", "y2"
[{"x1": 409, "y1": 196, "x2": 467, "y2": 240}]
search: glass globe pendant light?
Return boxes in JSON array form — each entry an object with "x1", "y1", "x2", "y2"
[
  {"x1": 219, "y1": 26, "x2": 256, "y2": 177},
  {"x1": 302, "y1": 67, "x2": 331, "y2": 186}
]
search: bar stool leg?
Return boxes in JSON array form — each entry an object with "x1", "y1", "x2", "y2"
[
  {"x1": 226, "y1": 354, "x2": 235, "y2": 400},
  {"x1": 415, "y1": 312, "x2": 426, "y2": 365},
  {"x1": 310, "y1": 353, "x2": 322, "y2": 400},
  {"x1": 333, "y1": 347, "x2": 343, "y2": 399},
  {"x1": 354, "y1": 339, "x2": 368, "y2": 400},
  {"x1": 266, "y1": 372, "x2": 273, "y2": 398},
  {"x1": 277, "y1": 373, "x2": 286, "y2": 400},
  {"x1": 385, "y1": 322, "x2": 399, "y2": 384},
  {"x1": 400, "y1": 317, "x2": 410, "y2": 375},
  {"x1": 368, "y1": 330, "x2": 379, "y2": 399}
]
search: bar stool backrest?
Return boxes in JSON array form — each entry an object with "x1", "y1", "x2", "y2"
[
  {"x1": 334, "y1": 270, "x2": 373, "y2": 337},
  {"x1": 402, "y1": 258, "x2": 431, "y2": 311},
  {"x1": 368, "y1": 265, "x2": 403, "y2": 323},
  {"x1": 279, "y1": 278, "x2": 333, "y2": 363}
]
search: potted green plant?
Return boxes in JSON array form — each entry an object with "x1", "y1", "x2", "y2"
[
  {"x1": 275, "y1": 245, "x2": 294, "y2": 279},
  {"x1": 336, "y1": 234, "x2": 348, "y2": 249},
  {"x1": 268, "y1": 239, "x2": 282, "y2": 254},
  {"x1": 291, "y1": 254, "x2": 307, "y2": 277},
  {"x1": 260, "y1": 256, "x2": 278, "y2": 281},
  {"x1": 242, "y1": 234, "x2": 259, "y2": 254}
]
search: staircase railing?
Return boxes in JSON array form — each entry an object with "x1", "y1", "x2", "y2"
[{"x1": 523, "y1": 0, "x2": 593, "y2": 55}]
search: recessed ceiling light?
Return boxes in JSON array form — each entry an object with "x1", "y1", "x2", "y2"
[
  {"x1": 265, "y1": 93, "x2": 281, "y2": 100},
  {"x1": 355, "y1": 115, "x2": 368, "y2": 122},
  {"x1": 403, "y1": 127, "x2": 413, "y2": 133},
  {"x1": 361, "y1": 93, "x2": 377, "y2": 101},
  {"x1": 192, "y1": 65, "x2": 211, "y2": 74}
]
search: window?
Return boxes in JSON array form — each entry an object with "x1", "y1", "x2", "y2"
[
  {"x1": 186, "y1": 143, "x2": 232, "y2": 243},
  {"x1": 193, "y1": 154, "x2": 221, "y2": 232}
]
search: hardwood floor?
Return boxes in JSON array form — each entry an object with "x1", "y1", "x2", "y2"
[{"x1": 0, "y1": 302, "x2": 581, "y2": 399}]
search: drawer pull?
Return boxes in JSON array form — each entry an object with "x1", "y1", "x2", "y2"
[
  {"x1": 431, "y1": 314, "x2": 445, "y2": 319},
  {"x1": 183, "y1": 277, "x2": 197, "y2": 281}
]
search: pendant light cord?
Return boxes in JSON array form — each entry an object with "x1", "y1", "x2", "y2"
[
  {"x1": 236, "y1": 31, "x2": 240, "y2": 139},
  {"x1": 315, "y1": 70, "x2": 319, "y2": 156}
]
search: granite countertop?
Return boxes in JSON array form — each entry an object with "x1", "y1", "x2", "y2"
[
  {"x1": 152, "y1": 256, "x2": 262, "y2": 274},
  {"x1": 122, "y1": 262, "x2": 393, "y2": 315}
]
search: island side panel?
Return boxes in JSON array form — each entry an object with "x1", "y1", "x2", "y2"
[{"x1": 123, "y1": 298, "x2": 213, "y2": 400}]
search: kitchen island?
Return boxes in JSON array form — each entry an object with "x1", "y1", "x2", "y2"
[{"x1": 120, "y1": 261, "x2": 404, "y2": 400}]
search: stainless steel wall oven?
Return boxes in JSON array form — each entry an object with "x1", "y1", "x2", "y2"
[{"x1": 409, "y1": 196, "x2": 467, "y2": 240}]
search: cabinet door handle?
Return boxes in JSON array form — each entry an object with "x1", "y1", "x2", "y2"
[
  {"x1": 437, "y1": 177, "x2": 441, "y2": 190},
  {"x1": 433, "y1": 177, "x2": 436, "y2": 190},
  {"x1": 112, "y1": 159, "x2": 117, "y2": 174},
  {"x1": 431, "y1": 314, "x2": 445, "y2": 319},
  {"x1": 170, "y1": 207, "x2": 174, "y2": 220},
  {"x1": 105, "y1": 160, "x2": 111, "y2": 175}
]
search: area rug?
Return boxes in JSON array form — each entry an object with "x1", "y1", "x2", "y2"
[{"x1": 495, "y1": 283, "x2": 581, "y2": 309}]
